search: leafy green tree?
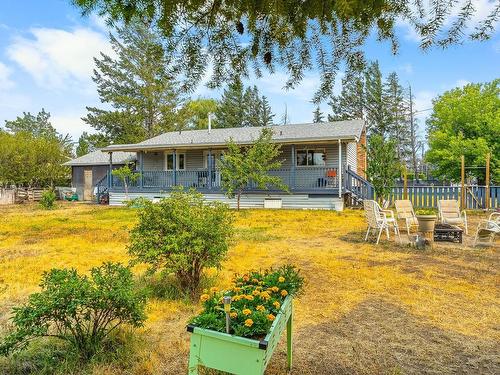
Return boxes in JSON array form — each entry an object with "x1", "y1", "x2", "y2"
[
  {"x1": 220, "y1": 128, "x2": 287, "y2": 209},
  {"x1": 0, "y1": 131, "x2": 70, "y2": 187},
  {"x1": 365, "y1": 134, "x2": 400, "y2": 202},
  {"x1": 128, "y1": 189, "x2": 234, "y2": 292},
  {"x1": 72, "y1": 1, "x2": 496, "y2": 101},
  {"x1": 215, "y1": 77, "x2": 246, "y2": 128},
  {"x1": 112, "y1": 163, "x2": 139, "y2": 200},
  {"x1": 181, "y1": 98, "x2": 218, "y2": 129},
  {"x1": 426, "y1": 80, "x2": 500, "y2": 183},
  {"x1": 4, "y1": 109, "x2": 72, "y2": 152},
  {"x1": 0, "y1": 263, "x2": 146, "y2": 360},
  {"x1": 84, "y1": 20, "x2": 183, "y2": 144},
  {"x1": 312, "y1": 106, "x2": 324, "y2": 123}
]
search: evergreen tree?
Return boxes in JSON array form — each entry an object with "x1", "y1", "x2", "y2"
[
  {"x1": 243, "y1": 86, "x2": 261, "y2": 127},
  {"x1": 312, "y1": 107, "x2": 324, "y2": 123},
  {"x1": 215, "y1": 77, "x2": 246, "y2": 128},
  {"x1": 327, "y1": 68, "x2": 365, "y2": 121},
  {"x1": 383, "y1": 72, "x2": 412, "y2": 163},
  {"x1": 83, "y1": 21, "x2": 183, "y2": 145},
  {"x1": 364, "y1": 61, "x2": 387, "y2": 136},
  {"x1": 76, "y1": 132, "x2": 109, "y2": 156},
  {"x1": 260, "y1": 96, "x2": 274, "y2": 126}
]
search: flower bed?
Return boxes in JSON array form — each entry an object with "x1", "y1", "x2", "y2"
[{"x1": 187, "y1": 266, "x2": 303, "y2": 374}]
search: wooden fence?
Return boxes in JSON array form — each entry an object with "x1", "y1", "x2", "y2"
[{"x1": 386, "y1": 185, "x2": 500, "y2": 209}]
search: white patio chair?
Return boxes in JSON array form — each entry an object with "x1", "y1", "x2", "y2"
[
  {"x1": 473, "y1": 213, "x2": 500, "y2": 246},
  {"x1": 438, "y1": 199, "x2": 468, "y2": 235},
  {"x1": 394, "y1": 199, "x2": 418, "y2": 235},
  {"x1": 363, "y1": 200, "x2": 401, "y2": 244}
]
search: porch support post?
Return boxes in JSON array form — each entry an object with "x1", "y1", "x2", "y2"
[
  {"x1": 138, "y1": 151, "x2": 144, "y2": 189},
  {"x1": 208, "y1": 149, "x2": 212, "y2": 190},
  {"x1": 338, "y1": 140, "x2": 342, "y2": 198},
  {"x1": 173, "y1": 150, "x2": 177, "y2": 186},
  {"x1": 291, "y1": 144, "x2": 296, "y2": 189},
  {"x1": 108, "y1": 152, "x2": 113, "y2": 189}
]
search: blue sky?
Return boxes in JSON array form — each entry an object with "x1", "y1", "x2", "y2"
[{"x1": 0, "y1": 0, "x2": 499, "y2": 143}]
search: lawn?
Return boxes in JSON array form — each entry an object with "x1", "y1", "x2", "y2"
[{"x1": 0, "y1": 203, "x2": 498, "y2": 374}]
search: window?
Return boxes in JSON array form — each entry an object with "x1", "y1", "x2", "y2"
[
  {"x1": 296, "y1": 149, "x2": 326, "y2": 166},
  {"x1": 165, "y1": 152, "x2": 186, "y2": 170}
]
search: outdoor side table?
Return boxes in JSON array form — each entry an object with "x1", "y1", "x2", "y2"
[{"x1": 434, "y1": 224, "x2": 463, "y2": 243}]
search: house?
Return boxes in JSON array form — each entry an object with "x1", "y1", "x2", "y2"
[
  {"x1": 66, "y1": 120, "x2": 372, "y2": 209},
  {"x1": 63, "y1": 150, "x2": 136, "y2": 201}
]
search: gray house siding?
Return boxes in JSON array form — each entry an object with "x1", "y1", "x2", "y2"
[
  {"x1": 71, "y1": 165, "x2": 114, "y2": 200},
  {"x1": 346, "y1": 142, "x2": 357, "y2": 172},
  {"x1": 143, "y1": 151, "x2": 164, "y2": 170}
]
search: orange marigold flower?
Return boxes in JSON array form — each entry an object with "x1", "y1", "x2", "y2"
[
  {"x1": 267, "y1": 314, "x2": 275, "y2": 321},
  {"x1": 244, "y1": 319, "x2": 254, "y2": 327},
  {"x1": 242, "y1": 275, "x2": 249, "y2": 282},
  {"x1": 256, "y1": 305, "x2": 265, "y2": 312},
  {"x1": 233, "y1": 287, "x2": 242, "y2": 292},
  {"x1": 210, "y1": 287, "x2": 219, "y2": 294},
  {"x1": 273, "y1": 301, "x2": 281, "y2": 309},
  {"x1": 252, "y1": 278, "x2": 259, "y2": 283},
  {"x1": 278, "y1": 276, "x2": 285, "y2": 283},
  {"x1": 252, "y1": 290, "x2": 260, "y2": 296},
  {"x1": 245, "y1": 295, "x2": 254, "y2": 301},
  {"x1": 230, "y1": 312, "x2": 238, "y2": 319},
  {"x1": 260, "y1": 291, "x2": 270, "y2": 300},
  {"x1": 243, "y1": 308, "x2": 252, "y2": 316},
  {"x1": 271, "y1": 286, "x2": 279, "y2": 292},
  {"x1": 200, "y1": 294, "x2": 210, "y2": 302},
  {"x1": 281, "y1": 290, "x2": 288, "y2": 297}
]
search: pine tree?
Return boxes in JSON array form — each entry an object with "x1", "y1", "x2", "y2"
[
  {"x1": 76, "y1": 132, "x2": 109, "y2": 156},
  {"x1": 243, "y1": 86, "x2": 261, "y2": 127},
  {"x1": 327, "y1": 68, "x2": 365, "y2": 121},
  {"x1": 83, "y1": 21, "x2": 183, "y2": 145},
  {"x1": 383, "y1": 72, "x2": 412, "y2": 164},
  {"x1": 260, "y1": 96, "x2": 274, "y2": 126},
  {"x1": 215, "y1": 77, "x2": 246, "y2": 128},
  {"x1": 364, "y1": 61, "x2": 387, "y2": 136},
  {"x1": 312, "y1": 107, "x2": 324, "y2": 123}
]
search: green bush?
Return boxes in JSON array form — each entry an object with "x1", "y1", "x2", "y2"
[
  {"x1": 190, "y1": 265, "x2": 303, "y2": 338},
  {"x1": 0, "y1": 263, "x2": 147, "y2": 360},
  {"x1": 39, "y1": 189, "x2": 56, "y2": 209},
  {"x1": 128, "y1": 188, "x2": 234, "y2": 292}
]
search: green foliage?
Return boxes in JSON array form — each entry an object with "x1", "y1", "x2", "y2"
[
  {"x1": 71, "y1": 1, "x2": 497, "y2": 101},
  {"x1": 128, "y1": 189, "x2": 234, "y2": 292},
  {"x1": 0, "y1": 131, "x2": 70, "y2": 188},
  {"x1": 312, "y1": 106, "x2": 324, "y2": 123},
  {"x1": 180, "y1": 98, "x2": 218, "y2": 129},
  {"x1": 365, "y1": 134, "x2": 400, "y2": 201},
  {"x1": 76, "y1": 132, "x2": 109, "y2": 157},
  {"x1": 0, "y1": 263, "x2": 146, "y2": 360},
  {"x1": 220, "y1": 128, "x2": 287, "y2": 209},
  {"x1": 39, "y1": 190, "x2": 57, "y2": 210},
  {"x1": 190, "y1": 265, "x2": 303, "y2": 339},
  {"x1": 426, "y1": 80, "x2": 499, "y2": 183},
  {"x1": 111, "y1": 163, "x2": 139, "y2": 200},
  {"x1": 83, "y1": 20, "x2": 184, "y2": 144},
  {"x1": 415, "y1": 209, "x2": 436, "y2": 216}
]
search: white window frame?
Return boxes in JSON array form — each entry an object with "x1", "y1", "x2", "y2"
[
  {"x1": 203, "y1": 150, "x2": 224, "y2": 168},
  {"x1": 296, "y1": 148, "x2": 326, "y2": 167},
  {"x1": 164, "y1": 152, "x2": 186, "y2": 170}
]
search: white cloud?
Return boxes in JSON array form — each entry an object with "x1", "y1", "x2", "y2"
[
  {"x1": 51, "y1": 112, "x2": 93, "y2": 141},
  {"x1": 0, "y1": 62, "x2": 15, "y2": 90},
  {"x1": 7, "y1": 27, "x2": 112, "y2": 92},
  {"x1": 413, "y1": 90, "x2": 435, "y2": 123}
]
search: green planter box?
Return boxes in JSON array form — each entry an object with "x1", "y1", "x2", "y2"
[{"x1": 187, "y1": 295, "x2": 293, "y2": 375}]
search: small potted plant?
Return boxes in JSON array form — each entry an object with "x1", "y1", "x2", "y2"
[{"x1": 415, "y1": 209, "x2": 438, "y2": 232}]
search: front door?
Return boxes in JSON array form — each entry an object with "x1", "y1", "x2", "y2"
[{"x1": 83, "y1": 168, "x2": 93, "y2": 201}]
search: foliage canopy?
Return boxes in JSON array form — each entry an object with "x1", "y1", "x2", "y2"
[
  {"x1": 0, "y1": 263, "x2": 146, "y2": 360},
  {"x1": 72, "y1": 0, "x2": 499, "y2": 101}
]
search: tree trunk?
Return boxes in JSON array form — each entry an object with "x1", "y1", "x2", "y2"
[{"x1": 237, "y1": 191, "x2": 241, "y2": 210}]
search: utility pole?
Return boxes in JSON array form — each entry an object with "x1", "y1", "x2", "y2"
[
  {"x1": 485, "y1": 152, "x2": 490, "y2": 209},
  {"x1": 408, "y1": 84, "x2": 419, "y2": 184}
]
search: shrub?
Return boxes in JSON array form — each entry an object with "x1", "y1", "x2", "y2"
[
  {"x1": 415, "y1": 209, "x2": 436, "y2": 216},
  {"x1": 190, "y1": 265, "x2": 303, "y2": 338},
  {"x1": 39, "y1": 189, "x2": 56, "y2": 209},
  {"x1": 128, "y1": 188, "x2": 234, "y2": 292},
  {"x1": 0, "y1": 263, "x2": 147, "y2": 360}
]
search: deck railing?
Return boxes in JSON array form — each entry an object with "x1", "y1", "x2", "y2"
[{"x1": 109, "y1": 167, "x2": 340, "y2": 191}]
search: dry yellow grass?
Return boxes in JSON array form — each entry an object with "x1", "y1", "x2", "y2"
[{"x1": 0, "y1": 203, "x2": 498, "y2": 374}]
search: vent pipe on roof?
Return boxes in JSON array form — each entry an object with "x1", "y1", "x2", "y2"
[{"x1": 208, "y1": 112, "x2": 213, "y2": 134}]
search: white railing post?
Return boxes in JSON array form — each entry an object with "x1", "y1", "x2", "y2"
[{"x1": 338, "y1": 140, "x2": 342, "y2": 198}]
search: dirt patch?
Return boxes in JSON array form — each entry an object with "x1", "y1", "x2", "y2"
[{"x1": 265, "y1": 299, "x2": 500, "y2": 375}]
